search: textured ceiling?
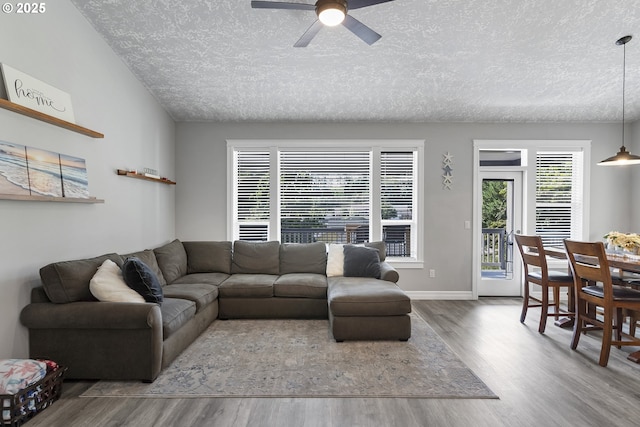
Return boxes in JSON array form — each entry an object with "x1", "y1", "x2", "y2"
[{"x1": 71, "y1": 0, "x2": 640, "y2": 123}]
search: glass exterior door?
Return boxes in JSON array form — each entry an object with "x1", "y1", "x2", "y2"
[{"x1": 478, "y1": 171, "x2": 522, "y2": 296}]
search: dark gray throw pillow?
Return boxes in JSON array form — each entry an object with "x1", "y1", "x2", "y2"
[
  {"x1": 122, "y1": 257, "x2": 163, "y2": 304},
  {"x1": 343, "y1": 245, "x2": 381, "y2": 279}
]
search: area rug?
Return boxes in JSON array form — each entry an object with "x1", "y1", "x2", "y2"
[{"x1": 81, "y1": 312, "x2": 497, "y2": 399}]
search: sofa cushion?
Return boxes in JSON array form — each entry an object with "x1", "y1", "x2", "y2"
[
  {"x1": 326, "y1": 244, "x2": 345, "y2": 277},
  {"x1": 328, "y1": 277, "x2": 411, "y2": 317},
  {"x1": 218, "y1": 274, "x2": 277, "y2": 298},
  {"x1": 121, "y1": 249, "x2": 167, "y2": 286},
  {"x1": 326, "y1": 242, "x2": 388, "y2": 278},
  {"x1": 171, "y1": 272, "x2": 230, "y2": 287},
  {"x1": 122, "y1": 257, "x2": 164, "y2": 304},
  {"x1": 154, "y1": 239, "x2": 188, "y2": 284},
  {"x1": 89, "y1": 259, "x2": 145, "y2": 303},
  {"x1": 280, "y1": 242, "x2": 327, "y2": 275},
  {"x1": 231, "y1": 241, "x2": 280, "y2": 274},
  {"x1": 160, "y1": 298, "x2": 196, "y2": 339},
  {"x1": 183, "y1": 241, "x2": 232, "y2": 274},
  {"x1": 343, "y1": 245, "x2": 381, "y2": 279},
  {"x1": 365, "y1": 241, "x2": 387, "y2": 262},
  {"x1": 40, "y1": 253, "x2": 123, "y2": 303},
  {"x1": 274, "y1": 273, "x2": 328, "y2": 299},
  {"x1": 162, "y1": 283, "x2": 218, "y2": 312}
]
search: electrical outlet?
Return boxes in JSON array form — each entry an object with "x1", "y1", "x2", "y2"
[
  {"x1": 464, "y1": 220, "x2": 471, "y2": 229},
  {"x1": 429, "y1": 269, "x2": 436, "y2": 278}
]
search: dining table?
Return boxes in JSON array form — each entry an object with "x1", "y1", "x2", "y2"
[
  {"x1": 543, "y1": 245, "x2": 640, "y2": 274},
  {"x1": 541, "y1": 245, "x2": 640, "y2": 363}
]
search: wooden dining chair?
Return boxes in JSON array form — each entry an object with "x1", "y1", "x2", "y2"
[
  {"x1": 630, "y1": 311, "x2": 640, "y2": 337},
  {"x1": 514, "y1": 234, "x2": 575, "y2": 333},
  {"x1": 611, "y1": 273, "x2": 640, "y2": 337},
  {"x1": 563, "y1": 239, "x2": 640, "y2": 367}
]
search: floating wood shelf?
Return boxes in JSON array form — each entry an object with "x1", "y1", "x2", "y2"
[
  {"x1": 0, "y1": 98, "x2": 104, "y2": 138},
  {"x1": 117, "y1": 169, "x2": 176, "y2": 185},
  {"x1": 0, "y1": 194, "x2": 104, "y2": 203}
]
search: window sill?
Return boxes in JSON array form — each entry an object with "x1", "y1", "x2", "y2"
[{"x1": 387, "y1": 259, "x2": 424, "y2": 269}]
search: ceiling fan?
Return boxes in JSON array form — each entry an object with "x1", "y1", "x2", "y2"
[{"x1": 251, "y1": 0, "x2": 395, "y2": 47}]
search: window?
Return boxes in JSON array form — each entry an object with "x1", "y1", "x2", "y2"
[
  {"x1": 235, "y1": 151, "x2": 270, "y2": 241},
  {"x1": 381, "y1": 152, "x2": 415, "y2": 257},
  {"x1": 535, "y1": 151, "x2": 584, "y2": 247},
  {"x1": 280, "y1": 151, "x2": 371, "y2": 244},
  {"x1": 229, "y1": 140, "x2": 423, "y2": 260}
]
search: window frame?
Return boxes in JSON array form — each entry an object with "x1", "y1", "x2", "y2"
[
  {"x1": 227, "y1": 139, "x2": 425, "y2": 264},
  {"x1": 535, "y1": 150, "x2": 585, "y2": 248},
  {"x1": 472, "y1": 139, "x2": 591, "y2": 298}
]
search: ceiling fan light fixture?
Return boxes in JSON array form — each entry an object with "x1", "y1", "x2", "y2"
[
  {"x1": 599, "y1": 35, "x2": 640, "y2": 166},
  {"x1": 316, "y1": 0, "x2": 347, "y2": 26}
]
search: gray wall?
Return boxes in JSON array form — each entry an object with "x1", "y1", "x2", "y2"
[
  {"x1": 0, "y1": 1, "x2": 176, "y2": 358},
  {"x1": 632, "y1": 121, "x2": 640, "y2": 231},
  {"x1": 176, "y1": 121, "x2": 633, "y2": 296}
]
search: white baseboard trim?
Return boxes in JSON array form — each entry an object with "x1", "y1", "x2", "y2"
[
  {"x1": 407, "y1": 291, "x2": 568, "y2": 301},
  {"x1": 407, "y1": 291, "x2": 476, "y2": 300}
]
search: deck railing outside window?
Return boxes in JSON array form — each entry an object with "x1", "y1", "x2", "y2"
[
  {"x1": 279, "y1": 226, "x2": 411, "y2": 257},
  {"x1": 482, "y1": 228, "x2": 507, "y2": 271},
  {"x1": 281, "y1": 228, "x2": 348, "y2": 244}
]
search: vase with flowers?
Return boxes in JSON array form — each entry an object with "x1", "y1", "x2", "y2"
[{"x1": 604, "y1": 231, "x2": 640, "y2": 255}]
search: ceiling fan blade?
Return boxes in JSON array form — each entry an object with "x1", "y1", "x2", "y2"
[
  {"x1": 294, "y1": 19, "x2": 324, "y2": 47},
  {"x1": 251, "y1": 1, "x2": 315, "y2": 10},
  {"x1": 341, "y1": 15, "x2": 381, "y2": 45},
  {"x1": 348, "y1": 0, "x2": 395, "y2": 10}
]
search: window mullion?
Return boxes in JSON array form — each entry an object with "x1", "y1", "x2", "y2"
[
  {"x1": 269, "y1": 146, "x2": 279, "y2": 241},
  {"x1": 371, "y1": 147, "x2": 382, "y2": 242}
]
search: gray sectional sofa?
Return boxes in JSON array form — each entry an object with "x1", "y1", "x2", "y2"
[{"x1": 20, "y1": 239, "x2": 411, "y2": 382}]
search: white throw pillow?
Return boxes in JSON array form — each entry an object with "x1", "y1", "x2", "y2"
[
  {"x1": 90, "y1": 259, "x2": 145, "y2": 303},
  {"x1": 326, "y1": 243, "x2": 345, "y2": 277}
]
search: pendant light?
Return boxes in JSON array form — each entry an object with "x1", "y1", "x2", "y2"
[{"x1": 599, "y1": 35, "x2": 640, "y2": 166}]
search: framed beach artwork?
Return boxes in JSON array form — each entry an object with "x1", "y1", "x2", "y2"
[
  {"x1": 0, "y1": 141, "x2": 30, "y2": 196},
  {"x1": 0, "y1": 140, "x2": 89, "y2": 198},
  {"x1": 26, "y1": 147, "x2": 63, "y2": 197},
  {"x1": 60, "y1": 153, "x2": 89, "y2": 198}
]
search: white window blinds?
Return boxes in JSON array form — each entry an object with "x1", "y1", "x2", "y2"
[
  {"x1": 235, "y1": 151, "x2": 270, "y2": 240},
  {"x1": 535, "y1": 151, "x2": 583, "y2": 247},
  {"x1": 381, "y1": 151, "x2": 414, "y2": 221},
  {"x1": 229, "y1": 140, "x2": 423, "y2": 260},
  {"x1": 279, "y1": 151, "x2": 371, "y2": 242},
  {"x1": 380, "y1": 151, "x2": 415, "y2": 257}
]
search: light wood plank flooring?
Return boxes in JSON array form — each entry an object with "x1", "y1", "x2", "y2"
[{"x1": 27, "y1": 299, "x2": 640, "y2": 426}]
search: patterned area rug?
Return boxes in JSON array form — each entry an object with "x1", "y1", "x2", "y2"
[{"x1": 81, "y1": 312, "x2": 497, "y2": 399}]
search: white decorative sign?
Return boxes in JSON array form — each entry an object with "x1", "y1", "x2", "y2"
[
  {"x1": 442, "y1": 152, "x2": 453, "y2": 190},
  {"x1": 0, "y1": 64, "x2": 75, "y2": 123}
]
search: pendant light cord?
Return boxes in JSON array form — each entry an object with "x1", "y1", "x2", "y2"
[
  {"x1": 597, "y1": 35, "x2": 639, "y2": 165},
  {"x1": 622, "y1": 40, "x2": 626, "y2": 148}
]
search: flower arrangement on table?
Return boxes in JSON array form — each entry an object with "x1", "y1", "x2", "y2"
[{"x1": 604, "y1": 231, "x2": 640, "y2": 254}]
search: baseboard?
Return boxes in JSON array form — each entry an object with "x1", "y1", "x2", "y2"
[
  {"x1": 407, "y1": 291, "x2": 475, "y2": 300},
  {"x1": 407, "y1": 290, "x2": 568, "y2": 301}
]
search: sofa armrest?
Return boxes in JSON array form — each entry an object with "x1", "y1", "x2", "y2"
[
  {"x1": 20, "y1": 301, "x2": 161, "y2": 329},
  {"x1": 379, "y1": 261, "x2": 399, "y2": 283},
  {"x1": 30, "y1": 286, "x2": 50, "y2": 303},
  {"x1": 20, "y1": 301, "x2": 163, "y2": 381}
]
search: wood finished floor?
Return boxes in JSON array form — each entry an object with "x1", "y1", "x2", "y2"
[{"x1": 27, "y1": 299, "x2": 640, "y2": 427}]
